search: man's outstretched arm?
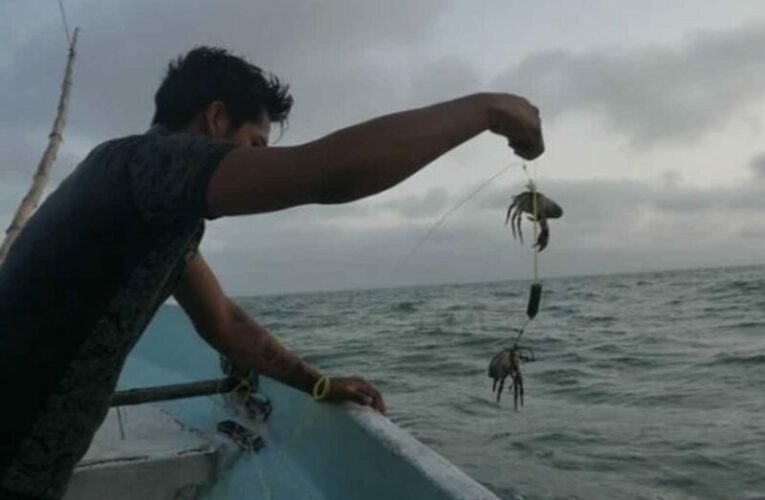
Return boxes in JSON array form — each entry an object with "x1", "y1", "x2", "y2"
[
  {"x1": 207, "y1": 92, "x2": 543, "y2": 217},
  {"x1": 173, "y1": 254, "x2": 386, "y2": 414}
]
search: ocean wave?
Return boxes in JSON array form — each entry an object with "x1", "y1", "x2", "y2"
[
  {"x1": 588, "y1": 355, "x2": 659, "y2": 369},
  {"x1": 237, "y1": 264, "x2": 765, "y2": 500},
  {"x1": 546, "y1": 386, "x2": 617, "y2": 404},
  {"x1": 579, "y1": 314, "x2": 617, "y2": 324},
  {"x1": 525, "y1": 430, "x2": 599, "y2": 447},
  {"x1": 587, "y1": 343, "x2": 623, "y2": 354},
  {"x1": 493, "y1": 290, "x2": 522, "y2": 298},
  {"x1": 700, "y1": 278, "x2": 765, "y2": 297},
  {"x1": 706, "y1": 352, "x2": 765, "y2": 366},
  {"x1": 445, "y1": 303, "x2": 489, "y2": 312},
  {"x1": 392, "y1": 300, "x2": 420, "y2": 313},
  {"x1": 726, "y1": 320, "x2": 765, "y2": 330},
  {"x1": 535, "y1": 367, "x2": 592, "y2": 385}
]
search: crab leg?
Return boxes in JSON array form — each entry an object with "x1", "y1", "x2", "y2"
[
  {"x1": 518, "y1": 373, "x2": 524, "y2": 407},
  {"x1": 505, "y1": 200, "x2": 517, "y2": 226},
  {"x1": 512, "y1": 211, "x2": 524, "y2": 243},
  {"x1": 512, "y1": 376, "x2": 519, "y2": 410},
  {"x1": 496, "y1": 376, "x2": 506, "y2": 403}
]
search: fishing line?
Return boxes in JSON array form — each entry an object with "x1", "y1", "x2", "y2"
[
  {"x1": 394, "y1": 161, "x2": 524, "y2": 271},
  {"x1": 489, "y1": 161, "x2": 549, "y2": 408},
  {"x1": 511, "y1": 163, "x2": 543, "y2": 346},
  {"x1": 392, "y1": 159, "x2": 544, "y2": 343}
]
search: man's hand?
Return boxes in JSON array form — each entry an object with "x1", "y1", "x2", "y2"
[
  {"x1": 326, "y1": 376, "x2": 386, "y2": 415},
  {"x1": 486, "y1": 93, "x2": 544, "y2": 160}
]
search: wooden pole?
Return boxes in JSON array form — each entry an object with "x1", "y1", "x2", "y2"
[{"x1": 0, "y1": 28, "x2": 79, "y2": 264}]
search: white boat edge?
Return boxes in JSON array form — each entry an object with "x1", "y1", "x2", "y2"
[{"x1": 346, "y1": 404, "x2": 500, "y2": 500}]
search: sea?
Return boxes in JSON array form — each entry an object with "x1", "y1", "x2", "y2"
[{"x1": 236, "y1": 264, "x2": 765, "y2": 500}]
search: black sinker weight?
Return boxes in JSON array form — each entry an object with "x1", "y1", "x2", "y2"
[{"x1": 526, "y1": 282, "x2": 542, "y2": 319}]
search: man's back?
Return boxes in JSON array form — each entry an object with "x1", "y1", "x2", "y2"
[{"x1": 0, "y1": 127, "x2": 232, "y2": 498}]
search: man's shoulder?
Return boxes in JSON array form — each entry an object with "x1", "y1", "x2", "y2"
[
  {"x1": 90, "y1": 127, "x2": 227, "y2": 164},
  {"x1": 76, "y1": 128, "x2": 184, "y2": 176},
  {"x1": 77, "y1": 133, "x2": 146, "y2": 170},
  {"x1": 92, "y1": 131, "x2": 151, "y2": 154}
]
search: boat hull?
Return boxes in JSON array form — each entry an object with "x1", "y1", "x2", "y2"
[{"x1": 66, "y1": 306, "x2": 499, "y2": 500}]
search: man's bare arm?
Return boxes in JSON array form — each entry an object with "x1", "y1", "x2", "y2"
[
  {"x1": 207, "y1": 93, "x2": 543, "y2": 217},
  {"x1": 173, "y1": 254, "x2": 386, "y2": 412},
  {"x1": 174, "y1": 254, "x2": 319, "y2": 391}
]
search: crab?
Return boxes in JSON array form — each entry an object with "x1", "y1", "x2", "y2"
[
  {"x1": 505, "y1": 182, "x2": 563, "y2": 251},
  {"x1": 488, "y1": 346, "x2": 534, "y2": 410}
]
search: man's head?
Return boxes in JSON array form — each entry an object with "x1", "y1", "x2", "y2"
[{"x1": 152, "y1": 47, "x2": 293, "y2": 147}]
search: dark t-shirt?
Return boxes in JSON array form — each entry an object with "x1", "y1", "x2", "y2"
[{"x1": 0, "y1": 126, "x2": 235, "y2": 498}]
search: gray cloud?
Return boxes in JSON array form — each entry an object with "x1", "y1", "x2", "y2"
[
  {"x1": 0, "y1": 0, "x2": 447, "y2": 144},
  {"x1": 407, "y1": 57, "x2": 482, "y2": 106},
  {"x1": 1, "y1": 127, "x2": 83, "y2": 182},
  {"x1": 751, "y1": 152, "x2": 765, "y2": 177},
  {"x1": 3, "y1": 2, "x2": 765, "y2": 295},
  {"x1": 198, "y1": 172, "x2": 765, "y2": 295},
  {"x1": 495, "y1": 22, "x2": 765, "y2": 147}
]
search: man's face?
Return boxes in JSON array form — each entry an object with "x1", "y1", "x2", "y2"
[{"x1": 226, "y1": 119, "x2": 271, "y2": 148}]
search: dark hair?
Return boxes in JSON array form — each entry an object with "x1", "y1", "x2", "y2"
[{"x1": 152, "y1": 46, "x2": 293, "y2": 131}]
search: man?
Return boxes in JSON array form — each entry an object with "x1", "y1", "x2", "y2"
[{"x1": 0, "y1": 47, "x2": 543, "y2": 499}]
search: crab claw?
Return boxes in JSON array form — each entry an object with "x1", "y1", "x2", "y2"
[{"x1": 533, "y1": 222, "x2": 550, "y2": 251}]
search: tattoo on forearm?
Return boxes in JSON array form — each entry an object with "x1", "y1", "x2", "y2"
[
  {"x1": 275, "y1": 355, "x2": 293, "y2": 373},
  {"x1": 258, "y1": 339, "x2": 296, "y2": 374},
  {"x1": 226, "y1": 305, "x2": 309, "y2": 388},
  {"x1": 231, "y1": 305, "x2": 248, "y2": 323},
  {"x1": 262, "y1": 341, "x2": 277, "y2": 361}
]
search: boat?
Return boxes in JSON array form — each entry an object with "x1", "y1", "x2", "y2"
[{"x1": 64, "y1": 305, "x2": 500, "y2": 500}]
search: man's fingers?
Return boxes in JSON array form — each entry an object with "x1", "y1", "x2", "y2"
[
  {"x1": 373, "y1": 394, "x2": 386, "y2": 415},
  {"x1": 369, "y1": 388, "x2": 386, "y2": 415},
  {"x1": 361, "y1": 384, "x2": 386, "y2": 415},
  {"x1": 348, "y1": 388, "x2": 373, "y2": 406},
  {"x1": 509, "y1": 138, "x2": 544, "y2": 160},
  {"x1": 327, "y1": 377, "x2": 387, "y2": 415},
  {"x1": 503, "y1": 99, "x2": 544, "y2": 160},
  {"x1": 333, "y1": 379, "x2": 370, "y2": 405},
  {"x1": 350, "y1": 381, "x2": 387, "y2": 415}
]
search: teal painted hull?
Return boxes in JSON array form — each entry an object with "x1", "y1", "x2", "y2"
[{"x1": 66, "y1": 306, "x2": 499, "y2": 500}]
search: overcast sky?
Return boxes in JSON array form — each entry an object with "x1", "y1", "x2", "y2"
[{"x1": 2, "y1": 1, "x2": 764, "y2": 295}]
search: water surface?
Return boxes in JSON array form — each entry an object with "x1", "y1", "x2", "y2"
[{"x1": 237, "y1": 265, "x2": 765, "y2": 499}]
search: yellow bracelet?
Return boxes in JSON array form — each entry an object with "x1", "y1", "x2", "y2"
[{"x1": 312, "y1": 375, "x2": 331, "y2": 401}]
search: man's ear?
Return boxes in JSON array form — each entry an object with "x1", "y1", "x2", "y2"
[{"x1": 203, "y1": 100, "x2": 232, "y2": 139}]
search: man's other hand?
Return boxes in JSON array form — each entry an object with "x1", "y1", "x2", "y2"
[
  {"x1": 486, "y1": 93, "x2": 545, "y2": 160},
  {"x1": 326, "y1": 376, "x2": 387, "y2": 415}
]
